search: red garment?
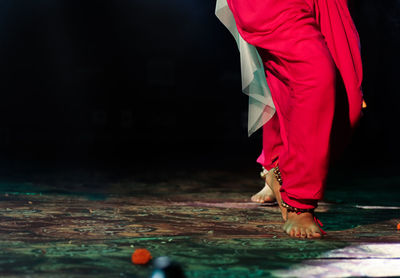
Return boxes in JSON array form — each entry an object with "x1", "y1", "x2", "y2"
[{"x1": 227, "y1": 0, "x2": 363, "y2": 209}]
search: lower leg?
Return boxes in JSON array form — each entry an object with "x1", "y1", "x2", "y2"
[
  {"x1": 277, "y1": 49, "x2": 336, "y2": 211},
  {"x1": 255, "y1": 37, "x2": 336, "y2": 238},
  {"x1": 266, "y1": 167, "x2": 323, "y2": 238}
]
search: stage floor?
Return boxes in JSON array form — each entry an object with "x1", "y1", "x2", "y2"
[{"x1": 1, "y1": 165, "x2": 400, "y2": 277}]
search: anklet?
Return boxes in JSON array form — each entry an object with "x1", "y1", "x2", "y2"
[
  {"x1": 272, "y1": 166, "x2": 283, "y2": 185},
  {"x1": 272, "y1": 166, "x2": 314, "y2": 213},
  {"x1": 281, "y1": 200, "x2": 315, "y2": 214},
  {"x1": 269, "y1": 165, "x2": 327, "y2": 235}
]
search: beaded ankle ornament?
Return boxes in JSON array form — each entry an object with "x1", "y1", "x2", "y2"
[{"x1": 269, "y1": 165, "x2": 327, "y2": 235}]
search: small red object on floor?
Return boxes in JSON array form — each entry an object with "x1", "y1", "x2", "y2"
[
  {"x1": 131, "y1": 249, "x2": 152, "y2": 265},
  {"x1": 397, "y1": 223, "x2": 400, "y2": 230}
]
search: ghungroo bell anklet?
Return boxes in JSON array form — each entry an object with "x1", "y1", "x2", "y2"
[
  {"x1": 267, "y1": 164, "x2": 326, "y2": 235},
  {"x1": 281, "y1": 200, "x2": 315, "y2": 214},
  {"x1": 272, "y1": 166, "x2": 283, "y2": 185}
]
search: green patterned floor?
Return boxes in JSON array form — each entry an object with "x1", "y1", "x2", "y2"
[{"x1": 0, "y1": 167, "x2": 399, "y2": 277}]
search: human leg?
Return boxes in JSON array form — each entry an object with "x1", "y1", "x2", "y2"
[
  {"x1": 228, "y1": 0, "x2": 337, "y2": 237},
  {"x1": 259, "y1": 41, "x2": 335, "y2": 238}
]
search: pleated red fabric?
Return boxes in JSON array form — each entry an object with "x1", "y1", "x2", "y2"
[{"x1": 227, "y1": 0, "x2": 363, "y2": 209}]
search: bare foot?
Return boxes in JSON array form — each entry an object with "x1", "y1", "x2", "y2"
[
  {"x1": 266, "y1": 168, "x2": 323, "y2": 238},
  {"x1": 283, "y1": 212, "x2": 322, "y2": 238},
  {"x1": 251, "y1": 169, "x2": 276, "y2": 203},
  {"x1": 251, "y1": 185, "x2": 276, "y2": 203}
]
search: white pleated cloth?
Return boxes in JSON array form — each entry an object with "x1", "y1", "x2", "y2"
[{"x1": 215, "y1": 0, "x2": 275, "y2": 136}]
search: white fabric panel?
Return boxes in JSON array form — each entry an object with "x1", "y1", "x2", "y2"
[{"x1": 215, "y1": 0, "x2": 275, "y2": 136}]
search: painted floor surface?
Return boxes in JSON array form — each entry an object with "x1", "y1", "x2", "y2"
[{"x1": 0, "y1": 167, "x2": 400, "y2": 277}]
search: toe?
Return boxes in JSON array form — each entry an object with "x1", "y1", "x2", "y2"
[
  {"x1": 305, "y1": 228, "x2": 322, "y2": 238},
  {"x1": 289, "y1": 227, "x2": 297, "y2": 237},
  {"x1": 294, "y1": 227, "x2": 301, "y2": 238},
  {"x1": 311, "y1": 226, "x2": 323, "y2": 238},
  {"x1": 312, "y1": 232, "x2": 322, "y2": 238},
  {"x1": 251, "y1": 195, "x2": 261, "y2": 203}
]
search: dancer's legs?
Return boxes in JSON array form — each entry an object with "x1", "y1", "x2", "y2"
[
  {"x1": 255, "y1": 44, "x2": 335, "y2": 237},
  {"x1": 228, "y1": 0, "x2": 362, "y2": 237},
  {"x1": 253, "y1": 0, "x2": 363, "y2": 208},
  {"x1": 228, "y1": 0, "x2": 337, "y2": 208}
]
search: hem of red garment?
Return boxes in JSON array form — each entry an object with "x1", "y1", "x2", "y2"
[
  {"x1": 256, "y1": 154, "x2": 279, "y2": 172},
  {"x1": 280, "y1": 191, "x2": 318, "y2": 210}
]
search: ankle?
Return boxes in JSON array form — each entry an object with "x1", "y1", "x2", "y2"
[{"x1": 287, "y1": 211, "x2": 314, "y2": 219}]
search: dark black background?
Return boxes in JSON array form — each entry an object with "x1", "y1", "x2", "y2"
[{"x1": 0, "y1": 0, "x2": 398, "y2": 175}]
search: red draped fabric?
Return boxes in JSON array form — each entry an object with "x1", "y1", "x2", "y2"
[{"x1": 227, "y1": 0, "x2": 364, "y2": 209}]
